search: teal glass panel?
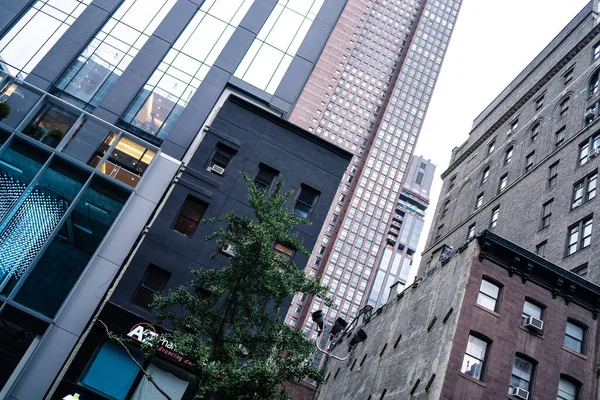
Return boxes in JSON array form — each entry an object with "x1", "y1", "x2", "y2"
[{"x1": 0, "y1": 80, "x2": 43, "y2": 129}]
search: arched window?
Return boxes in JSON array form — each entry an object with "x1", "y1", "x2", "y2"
[
  {"x1": 481, "y1": 167, "x2": 490, "y2": 185},
  {"x1": 504, "y1": 146, "x2": 514, "y2": 165},
  {"x1": 559, "y1": 97, "x2": 570, "y2": 118},
  {"x1": 531, "y1": 123, "x2": 540, "y2": 142},
  {"x1": 589, "y1": 69, "x2": 600, "y2": 96}
]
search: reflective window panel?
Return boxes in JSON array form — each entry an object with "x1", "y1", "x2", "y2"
[
  {"x1": 0, "y1": 80, "x2": 44, "y2": 129},
  {"x1": 22, "y1": 100, "x2": 79, "y2": 148},
  {"x1": 234, "y1": 0, "x2": 324, "y2": 93},
  {"x1": 13, "y1": 175, "x2": 129, "y2": 317},
  {"x1": 55, "y1": 0, "x2": 177, "y2": 108},
  {"x1": 0, "y1": 0, "x2": 92, "y2": 78},
  {"x1": 0, "y1": 305, "x2": 48, "y2": 392},
  {"x1": 120, "y1": 0, "x2": 255, "y2": 140}
]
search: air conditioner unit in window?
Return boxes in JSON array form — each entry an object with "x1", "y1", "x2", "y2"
[
  {"x1": 221, "y1": 243, "x2": 236, "y2": 257},
  {"x1": 589, "y1": 147, "x2": 600, "y2": 159},
  {"x1": 585, "y1": 109, "x2": 596, "y2": 122},
  {"x1": 525, "y1": 316, "x2": 543, "y2": 332},
  {"x1": 509, "y1": 386, "x2": 529, "y2": 400},
  {"x1": 211, "y1": 164, "x2": 225, "y2": 175}
]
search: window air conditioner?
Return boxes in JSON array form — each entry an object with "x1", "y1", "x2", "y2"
[
  {"x1": 509, "y1": 387, "x2": 529, "y2": 400},
  {"x1": 589, "y1": 147, "x2": 600, "y2": 159},
  {"x1": 524, "y1": 316, "x2": 543, "y2": 332},
  {"x1": 585, "y1": 108, "x2": 595, "y2": 122},
  {"x1": 211, "y1": 164, "x2": 225, "y2": 175},
  {"x1": 221, "y1": 243, "x2": 236, "y2": 256}
]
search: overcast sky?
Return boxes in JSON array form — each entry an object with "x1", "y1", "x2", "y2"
[{"x1": 407, "y1": 0, "x2": 591, "y2": 282}]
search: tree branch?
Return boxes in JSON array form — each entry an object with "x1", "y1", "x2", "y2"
[{"x1": 98, "y1": 320, "x2": 172, "y2": 400}]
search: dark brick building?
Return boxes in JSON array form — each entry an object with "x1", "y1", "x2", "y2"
[{"x1": 315, "y1": 231, "x2": 600, "y2": 400}]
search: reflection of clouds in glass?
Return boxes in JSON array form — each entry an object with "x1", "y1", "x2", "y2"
[
  {"x1": 54, "y1": 0, "x2": 177, "y2": 107},
  {"x1": 121, "y1": 0, "x2": 254, "y2": 140},
  {"x1": 0, "y1": 0, "x2": 91, "y2": 78},
  {"x1": 235, "y1": 0, "x2": 324, "y2": 94}
]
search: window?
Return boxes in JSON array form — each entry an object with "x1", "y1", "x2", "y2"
[
  {"x1": 548, "y1": 162, "x2": 559, "y2": 188},
  {"x1": 294, "y1": 184, "x2": 320, "y2": 218},
  {"x1": 208, "y1": 143, "x2": 237, "y2": 174},
  {"x1": 594, "y1": 42, "x2": 600, "y2": 60},
  {"x1": 499, "y1": 174, "x2": 508, "y2": 193},
  {"x1": 564, "y1": 321, "x2": 585, "y2": 353},
  {"x1": 475, "y1": 193, "x2": 484, "y2": 210},
  {"x1": 534, "y1": 95, "x2": 545, "y2": 110},
  {"x1": 476, "y1": 278, "x2": 500, "y2": 312},
  {"x1": 578, "y1": 134, "x2": 600, "y2": 166},
  {"x1": 508, "y1": 119, "x2": 519, "y2": 135},
  {"x1": 563, "y1": 65, "x2": 574, "y2": 84},
  {"x1": 131, "y1": 264, "x2": 171, "y2": 308},
  {"x1": 460, "y1": 334, "x2": 489, "y2": 381},
  {"x1": 490, "y1": 206, "x2": 499, "y2": 228},
  {"x1": 435, "y1": 224, "x2": 444, "y2": 240},
  {"x1": 504, "y1": 147, "x2": 513, "y2": 165},
  {"x1": 531, "y1": 122, "x2": 540, "y2": 142},
  {"x1": 441, "y1": 199, "x2": 451, "y2": 218},
  {"x1": 536, "y1": 241, "x2": 547, "y2": 257},
  {"x1": 590, "y1": 69, "x2": 600, "y2": 96},
  {"x1": 521, "y1": 300, "x2": 543, "y2": 326},
  {"x1": 541, "y1": 199, "x2": 553, "y2": 229},
  {"x1": 555, "y1": 126, "x2": 566, "y2": 147},
  {"x1": 566, "y1": 216, "x2": 593, "y2": 255},
  {"x1": 449, "y1": 175, "x2": 457, "y2": 190},
  {"x1": 467, "y1": 223, "x2": 476, "y2": 240},
  {"x1": 558, "y1": 376, "x2": 579, "y2": 400},
  {"x1": 254, "y1": 163, "x2": 279, "y2": 191},
  {"x1": 559, "y1": 98, "x2": 570, "y2": 119},
  {"x1": 173, "y1": 196, "x2": 208, "y2": 236},
  {"x1": 572, "y1": 171, "x2": 597, "y2": 209},
  {"x1": 572, "y1": 263, "x2": 588, "y2": 278},
  {"x1": 274, "y1": 243, "x2": 295, "y2": 262},
  {"x1": 481, "y1": 167, "x2": 490, "y2": 185},
  {"x1": 525, "y1": 152, "x2": 535, "y2": 172},
  {"x1": 487, "y1": 139, "x2": 496, "y2": 155},
  {"x1": 510, "y1": 355, "x2": 534, "y2": 394}
]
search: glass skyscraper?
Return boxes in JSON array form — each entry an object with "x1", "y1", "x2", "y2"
[{"x1": 0, "y1": 0, "x2": 461, "y2": 397}]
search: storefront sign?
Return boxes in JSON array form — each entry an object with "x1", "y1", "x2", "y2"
[{"x1": 127, "y1": 323, "x2": 192, "y2": 366}]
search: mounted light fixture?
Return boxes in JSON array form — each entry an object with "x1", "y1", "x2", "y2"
[
  {"x1": 349, "y1": 328, "x2": 367, "y2": 348},
  {"x1": 311, "y1": 310, "x2": 325, "y2": 331},
  {"x1": 330, "y1": 317, "x2": 348, "y2": 337},
  {"x1": 312, "y1": 307, "x2": 370, "y2": 361}
]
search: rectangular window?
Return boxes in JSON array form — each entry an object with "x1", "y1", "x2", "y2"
[
  {"x1": 208, "y1": 143, "x2": 237, "y2": 175},
  {"x1": 504, "y1": 147, "x2": 513, "y2": 165},
  {"x1": 487, "y1": 139, "x2": 495, "y2": 155},
  {"x1": 594, "y1": 42, "x2": 600, "y2": 60},
  {"x1": 476, "y1": 278, "x2": 500, "y2": 312},
  {"x1": 573, "y1": 171, "x2": 598, "y2": 209},
  {"x1": 510, "y1": 356, "x2": 534, "y2": 394},
  {"x1": 566, "y1": 216, "x2": 593, "y2": 255},
  {"x1": 525, "y1": 151, "x2": 535, "y2": 172},
  {"x1": 508, "y1": 119, "x2": 519, "y2": 135},
  {"x1": 564, "y1": 321, "x2": 585, "y2": 353},
  {"x1": 274, "y1": 243, "x2": 295, "y2": 262},
  {"x1": 460, "y1": 334, "x2": 489, "y2": 381},
  {"x1": 548, "y1": 162, "x2": 559, "y2": 188},
  {"x1": 541, "y1": 199, "x2": 552, "y2": 229},
  {"x1": 534, "y1": 94, "x2": 545, "y2": 110},
  {"x1": 572, "y1": 263, "x2": 588, "y2": 278},
  {"x1": 531, "y1": 123, "x2": 540, "y2": 142},
  {"x1": 490, "y1": 206, "x2": 499, "y2": 228},
  {"x1": 254, "y1": 163, "x2": 279, "y2": 191},
  {"x1": 131, "y1": 264, "x2": 171, "y2": 308},
  {"x1": 521, "y1": 300, "x2": 543, "y2": 326},
  {"x1": 475, "y1": 193, "x2": 484, "y2": 210},
  {"x1": 558, "y1": 377, "x2": 579, "y2": 400},
  {"x1": 449, "y1": 175, "x2": 456, "y2": 190},
  {"x1": 467, "y1": 223, "x2": 476, "y2": 240},
  {"x1": 173, "y1": 196, "x2": 208, "y2": 236},
  {"x1": 578, "y1": 134, "x2": 600, "y2": 166},
  {"x1": 481, "y1": 167, "x2": 490, "y2": 185},
  {"x1": 563, "y1": 65, "x2": 574, "y2": 84},
  {"x1": 499, "y1": 174, "x2": 508, "y2": 193},
  {"x1": 535, "y1": 241, "x2": 547, "y2": 257},
  {"x1": 294, "y1": 184, "x2": 320, "y2": 218},
  {"x1": 555, "y1": 126, "x2": 566, "y2": 147}
]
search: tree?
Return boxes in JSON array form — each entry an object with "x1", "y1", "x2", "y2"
[{"x1": 151, "y1": 173, "x2": 329, "y2": 399}]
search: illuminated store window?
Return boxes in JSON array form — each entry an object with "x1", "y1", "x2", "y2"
[
  {"x1": 0, "y1": 0, "x2": 91, "y2": 78},
  {"x1": 120, "y1": 0, "x2": 255, "y2": 140},
  {"x1": 234, "y1": 0, "x2": 325, "y2": 93},
  {"x1": 54, "y1": 0, "x2": 177, "y2": 108}
]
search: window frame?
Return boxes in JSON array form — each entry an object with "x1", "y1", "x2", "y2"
[
  {"x1": 571, "y1": 170, "x2": 597, "y2": 209},
  {"x1": 487, "y1": 139, "x2": 496, "y2": 155},
  {"x1": 531, "y1": 122, "x2": 541, "y2": 142},
  {"x1": 498, "y1": 173, "x2": 508, "y2": 193},
  {"x1": 566, "y1": 216, "x2": 593, "y2": 256},
  {"x1": 475, "y1": 192, "x2": 484, "y2": 210},
  {"x1": 131, "y1": 264, "x2": 171, "y2": 309},
  {"x1": 558, "y1": 375, "x2": 581, "y2": 400},
  {"x1": 548, "y1": 161, "x2": 559, "y2": 188},
  {"x1": 525, "y1": 151, "x2": 535, "y2": 172},
  {"x1": 563, "y1": 65, "x2": 575, "y2": 84},
  {"x1": 571, "y1": 263, "x2": 588, "y2": 278},
  {"x1": 476, "y1": 277, "x2": 502, "y2": 312},
  {"x1": 490, "y1": 206, "x2": 500, "y2": 228},
  {"x1": 578, "y1": 133, "x2": 600, "y2": 166},
  {"x1": 535, "y1": 240, "x2": 547, "y2": 257},
  {"x1": 555, "y1": 126, "x2": 566, "y2": 147},
  {"x1": 541, "y1": 199, "x2": 553, "y2": 229},
  {"x1": 253, "y1": 163, "x2": 279, "y2": 191},
  {"x1": 460, "y1": 332, "x2": 491, "y2": 381},
  {"x1": 559, "y1": 98, "x2": 570, "y2": 119},
  {"x1": 504, "y1": 146, "x2": 513, "y2": 165},
  {"x1": 172, "y1": 195, "x2": 209, "y2": 236},
  {"x1": 481, "y1": 167, "x2": 490, "y2": 186},
  {"x1": 534, "y1": 94, "x2": 545, "y2": 111},
  {"x1": 208, "y1": 143, "x2": 237, "y2": 175},
  {"x1": 563, "y1": 320, "x2": 586, "y2": 354},
  {"x1": 467, "y1": 223, "x2": 476, "y2": 240},
  {"x1": 293, "y1": 184, "x2": 320, "y2": 219},
  {"x1": 510, "y1": 354, "x2": 536, "y2": 395},
  {"x1": 521, "y1": 298, "x2": 544, "y2": 327}
]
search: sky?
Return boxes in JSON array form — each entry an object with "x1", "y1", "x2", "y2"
[{"x1": 407, "y1": 0, "x2": 591, "y2": 283}]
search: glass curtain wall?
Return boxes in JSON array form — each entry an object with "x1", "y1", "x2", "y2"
[
  {"x1": 0, "y1": 0, "x2": 92, "y2": 78},
  {"x1": 54, "y1": 0, "x2": 178, "y2": 108},
  {"x1": 234, "y1": 0, "x2": 324, "y2": 94},
  {"x1": 120, "y1": 0, "x2": 255, "y2": 141}
]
